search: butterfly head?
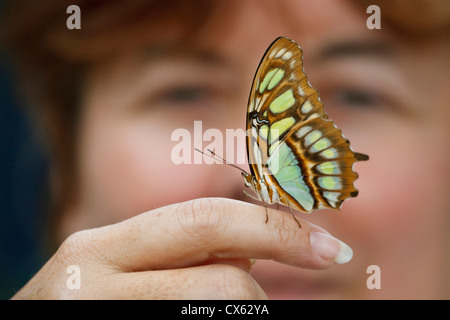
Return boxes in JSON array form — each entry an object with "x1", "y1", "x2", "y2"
[{"x1": 241, "y1": 171, "x2": 254, "y2": 188}]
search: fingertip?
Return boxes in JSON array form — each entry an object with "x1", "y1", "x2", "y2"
[{"x1": 310, "y1": 232, "x2": 353, "y2": 265}]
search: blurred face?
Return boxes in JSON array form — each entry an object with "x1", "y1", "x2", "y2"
[{"x1": 62, "y1": 0, "x2": 450, "y2": 299}]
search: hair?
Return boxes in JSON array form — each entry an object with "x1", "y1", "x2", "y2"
[
  {"x1": 1, "y1": 0, "x2": 449, "y2": 242},
  {"x1": 0, "y1": 0, "x2": 214, "y2": 234}
]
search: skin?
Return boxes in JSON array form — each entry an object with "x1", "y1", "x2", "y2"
[
  {"x1": 14, "y1": 199, "x2": 348, "y2": 299},
  {"x1": 13, "y1": 0, "x2": 450, "y2": 299}
]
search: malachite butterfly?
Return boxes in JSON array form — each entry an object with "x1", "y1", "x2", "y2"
[{"x1": 200, "y1": 37, "x2": 369, "y2": 227}]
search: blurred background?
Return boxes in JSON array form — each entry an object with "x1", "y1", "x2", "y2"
[
  {"x1": 0, "y1": 1, "x2": 48, "y2": 298},
  {"x1": 0, "y1": 0, "x2": 448, "y2": 300}
]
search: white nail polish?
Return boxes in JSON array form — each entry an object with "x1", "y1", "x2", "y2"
[
  {"x1": 310, "y1": 232, "x2": 353, "y2": 264},
  {"x1": 334, "y1": 240, "x2": 353, "y2": 264}
]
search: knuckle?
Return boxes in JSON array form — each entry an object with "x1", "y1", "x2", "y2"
[
  {"x1": 270, "y1": 211, "x2": 303, "y2": 248},
  {"x1": 58, "y1": 230, "x2": 88, "y2": 260},
  {"x1": 58, "y1": 229, "x2": 103, "y2": 263},
  {"x1": 176, "y1": 198, "x2": 228, "y2": 237}
]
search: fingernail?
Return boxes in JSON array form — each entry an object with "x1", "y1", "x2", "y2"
[{"x1": 310, "y1": 232, "x2": 353, "y2": 264}]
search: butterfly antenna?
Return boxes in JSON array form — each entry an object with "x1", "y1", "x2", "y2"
[{"x1": 194, "y1": 148, "x2": 248, "y2": 174}]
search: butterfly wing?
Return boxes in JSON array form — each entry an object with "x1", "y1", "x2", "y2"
[{"x1": 246, "y1": 37, "x2": 368, "y2": 213}]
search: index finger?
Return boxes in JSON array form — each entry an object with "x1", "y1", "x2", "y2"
[{"x1": 75, "y1": 198, "x2": 352, "y2": 272}]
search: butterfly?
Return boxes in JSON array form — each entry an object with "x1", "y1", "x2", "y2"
[
  {"x1": 240, "y1": 36, "x2": 369, "y2": 227},
  {"x1": 199, "y1": 37, "x2": 368, "y2": 227}
]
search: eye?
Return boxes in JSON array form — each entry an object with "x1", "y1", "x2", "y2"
[
  {"x1": 333, "y1": 88, "x2": 384, "y2": 110},
  {"x1": 156, "y1": 85, "x2": 214, "y2": 108}
]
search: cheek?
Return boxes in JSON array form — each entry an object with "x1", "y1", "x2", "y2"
[
  {"x1": 79, "y1": 120, "x2": 244, "y2": 223},
  {"x1": 81, "y1": 128, "x2": 206, "y2": 219},
  {"x1": 342, "y1": 122, "x2": 448, "y2": 250}
]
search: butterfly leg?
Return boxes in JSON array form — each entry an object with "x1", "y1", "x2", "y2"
[
  {"x1": 263, "y1": 201, "x2": 269, "y2": 223},
  {"x1": 243, "y1": 189, "x2": 260, "y2": 201},
  {"x1": 288, "y1": 202, "x2": 302, "y2": 228},
  {"x1": 243, "y1": 189, "x2": 269, "y2": 223},
  {"x1": 279, "y1": 196, "x2": 302, "y2": 228},
  {"x1": 264, "y1": 201, "x2": 269, "y2": 223}
]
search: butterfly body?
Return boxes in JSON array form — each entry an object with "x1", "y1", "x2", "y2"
[
  {"x1": 242, "y1": 171, "x2": 282, "y2": 205},
  {"x1": 243, "y1": 37, "x2": 369, "y2": 217}
]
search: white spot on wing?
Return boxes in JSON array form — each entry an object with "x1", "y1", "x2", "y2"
[
  {"x1": 320, "y1": 147, "x2": 338, "y2": 159},
  {"x1": 254, "y1": 96, "x2": 261, "y2": 111},
  {"x1": 301, "y1": 100, "x2": 313, "y2": 114},
  {"x1": 306, "y1": 113, "x2": 321, "y2": 120},
  {"x1": 297, "y1": 84, "x2": 304, "y2": 96},
  {"x1": 275, "y1": 48, "x2": 287, "y2": 58},
  {"x1": 304, "y1": 130, "x2": 322, "y2": 147},
  {"x1": 310, "y1": 137, "x2": 331, "y2": 153},
  {"x1": 295, "y1": 126, "x2": 312, "y2": 139},
  {"x1": 283, "y1": 51, "x2": 293, "y2": 60},
  {"x1": 323, "y1": 191, "x2": 340, "y2": 202}
]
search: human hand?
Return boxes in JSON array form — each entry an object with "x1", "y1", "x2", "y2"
[{"x1": 12, "y1": 198, "x2": 352, "y2": 299}]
